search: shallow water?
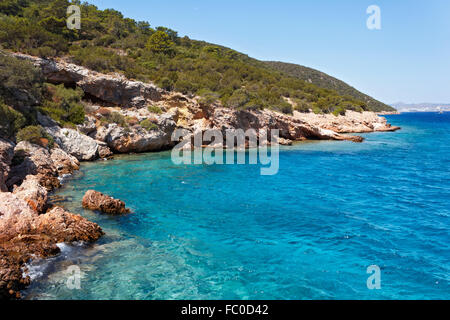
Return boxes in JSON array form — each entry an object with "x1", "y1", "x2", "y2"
[{"x1": 24, "y1": 113, "x2": 450, "y2": 300}]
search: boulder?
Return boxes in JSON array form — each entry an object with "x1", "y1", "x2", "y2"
[
  {"x1": 50, "y1": 148, "x2": 80, "y2": 175},
  {"x1": 0, "y1": 192, "x2": 36, "y2": 219},
  {"x1": 12, "y1": 175, "x2": 48, "y2": 214},
  {"x1": 96, "y1": 113, "x2": 176, "y2": 154},
  {"x1": 97, "y1": 143, "x2": 113, "y2": 159},
  {"x1": 7, "y1": 142, "x2": 60, "y2": 191},
  {"x1": 45, "y1": 126, "x2": 99, "y2": 161},
  {"x1": 82, "y1": 190, "x2": 130, "y2": 215},
  {"x1": 36, "y1": 207, "x2": 104, "y2": 243}
]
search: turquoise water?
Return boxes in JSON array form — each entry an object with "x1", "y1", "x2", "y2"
[{"x1": 24, "y1": 113, "x2": 449, "y2": 300}]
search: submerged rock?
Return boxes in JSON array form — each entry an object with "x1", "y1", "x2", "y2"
[{"x1": 82, "y1": 190, "x2": 130, "y2": 215}]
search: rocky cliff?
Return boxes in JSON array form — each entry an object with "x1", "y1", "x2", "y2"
[{"x1": 13, "y1": 53, "x2": 382, "y2": 155}]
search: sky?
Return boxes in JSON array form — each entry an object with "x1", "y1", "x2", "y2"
[{"x1": 87, "y1": 0, "x2": 450, "y2": 104}]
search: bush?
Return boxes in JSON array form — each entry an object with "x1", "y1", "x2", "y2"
[
  {"x1": 105, "y1": 112, "x2": 128, "y2": 127},
  {"x1": 147, "y1": 105, "x2": 162, "y2": 114},
  {"x1": 40, "y1": 84, "x2": 85, "y2": 126},
  {"x1": 0, "y1": 102, "x2": 26, "y2": 139},
  {"x1": 294, "y1": 99, "x2": 311, "y2": 113},
  {"x1": 140, "y1": 119, "x2": 158, "y2": 131},
  {"x1": 0, "y1": 54, "x2": 43, "y2": 107},
  {"x1": 16, "y1": 125, "x2": 54, "y2": 148},
  {"x1": 332, "y1": 106, "x2": 346, "y2": 116},
  {"x1": 226, "y1": 89, "x2": 250, "y2": 109},
  {"x1": 197, "y1": 89, "x2": 220, "y2": 106},
  {"x1": 278, "y1": 101, "x2": 294, "y2": 114}
]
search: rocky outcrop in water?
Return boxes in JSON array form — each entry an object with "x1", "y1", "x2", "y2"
[
  {"x1": 294, "y1": 110, "x2": 401, "y2": 134},
  {"x1": 0, "y1": 192, "x2": 103, "y2": 299},
  {"x1": 82, "y1": 190, "x2": 131, "y2": 215}
]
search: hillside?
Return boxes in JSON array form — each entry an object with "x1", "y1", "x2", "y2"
[
  {"x1": 0, "y1": 0, "x2": 395, "y2": 142},
  {"x1": 263, "y1": 61, "x2": 395, "y2": 112}
]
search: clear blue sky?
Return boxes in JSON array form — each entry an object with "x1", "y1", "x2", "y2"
[{"x1": 87, "y1": 0, "x2": 450, "y2": 104}]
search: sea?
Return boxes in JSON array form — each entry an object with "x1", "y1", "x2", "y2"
[{"x1": 23, "y1": 112, "x2": 450, "y2": 300}]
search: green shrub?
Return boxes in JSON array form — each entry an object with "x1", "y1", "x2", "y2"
[
  {"x1": 0, "y1": 54, "x2": 43, "y2": 107},
  {"x1": 16, "y1": 125, "x2": 54, "y2": 148},
  {"x1": 332, "y1": 106, "x2": 346, "y2": 116},
  {"x1": 147, "y1": 105, "x2": 162, "y2": 114},
  {"x1": 40, "y1": 84, "x2": 85, "y2": 126},
  {"x1": 0, "y1": 0, "x2": 394, "y2": 116},
  {"x1": 226, "y1": 89, "x2": 250, "y2": 109},
  {"x1": 105, "y1": 112, "x2": 128, "y2": 127},
  {"x1": 140, "y1": 119, "x2": 158, "y2": 131},
  {"x1": 294, "y1": 99, "x2": 311, "y2": 113},
  {"x1": 277, "y1": 101, "x2": 294, "y2": 114},
  {"x1": 197, "y1": 89, "x2": 220, "y2": 106},
  {"x1": 0, "y1": 102, "x2": 26, "y2": 139}
]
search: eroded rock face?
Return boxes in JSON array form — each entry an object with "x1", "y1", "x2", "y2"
[
  {"x1": 96, "y1": 113, "x2": 176, "y2": 153},
  {"x1": 36, "y1": 207, "x2": 104, "y2": 243},
  {"x1": 0, "y1": 139, "x2": 15, "y2": 192},
  {"x1": 293, "y1": 110, "x2": 401, "y2": 133},
  {"x1": 82, "y1": 190, "x2": 130, "y2": 215},
  {"x1": 45, "y1": 126, "x2": 99, "y2": 161},
  {"x1": 97, "y1": 143, "x2": 113, "y2": 159},
  {"x1": 13, "y1": 175, "x2": 48, "y2": 214},
  {"x1": 50, "y1": 148, "x2": 80, "y2": 175},
  {"x1": 179, "y1": 103, "x2": 364, "y2": 145},
  {"x1": 0, "y1": 194, "x2": 103, "y2": 299},
  {"x1": 13, "y1": 53, "x2": 163, "y2": 108},
  {"x1": 7, "y1": 142, "x2": 60, "y2": 191}
]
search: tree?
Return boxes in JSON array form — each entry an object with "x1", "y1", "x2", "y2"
[{"x1": 146, "y1": 30, "x2": 174, "y2": 54}]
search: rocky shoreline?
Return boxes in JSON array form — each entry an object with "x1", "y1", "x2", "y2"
[{"x1": 0, "y1": 53, "x2": 401, "y2": 299}]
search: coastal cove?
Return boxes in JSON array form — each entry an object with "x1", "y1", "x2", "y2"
[{"x1": 23, "y1": 113, "x2": 450, "y2": 300}]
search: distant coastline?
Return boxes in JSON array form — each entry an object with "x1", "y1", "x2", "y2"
[{"x1": 391, "y1": 102, "x2": 450, "y2": 113}]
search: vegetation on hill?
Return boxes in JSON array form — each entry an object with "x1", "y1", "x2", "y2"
[
  {"x1": 263, "y1": 61, "x2": 394, "y2": 112},
  {"x1": 0, "y1": 53, "x2": 85, "y2": 142},
  {"x1": 0, "y1": 0, "x2": 394, "y2": 119}
]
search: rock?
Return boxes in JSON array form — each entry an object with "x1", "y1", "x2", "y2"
[
  {"x1": 293, "y1": 110, "x2": 401, "y2": 133},
  {"x1": 45, "y1": 126, "x2": 99, "y2": 161},
  {"x1": 7, "y1": 142, "x2": 60, "y2": 191},
  {"x1": 50, "y1": 148, "x2": 80, "y2": 175},
  {"x1": 96, "y1": 113, "x2": 176, "y2": 154},
  {"x1": 82, "y1": 190, "x2": 130, "y2": 215},
  {"x1": 13, "y1": 175, "x2": 48, "y2": 214},
  {"x1": 13, "y1": 53, "x2": 162, "y2": 108},
  {"x1": 278, "y1": 138, "x2": 293, "y2": 146},
  {"x1": 36, "y1": 207, "x2": 104, "y2": 243},
  {"x1": 0, "y1": 138, "x2": 15, "y2": 192},
  {"x1": 97, "y1": 143, "x2": 113, "y2": 159},
  {"x1": 0, "y1": 192, "x2": 36, "y2": 219},
  {"x1": 0, "y1": 192, "x2": 103, "y2": 299},
  {"x1": 77, "y1": 115, "x2": 97, "y2": 136}
]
